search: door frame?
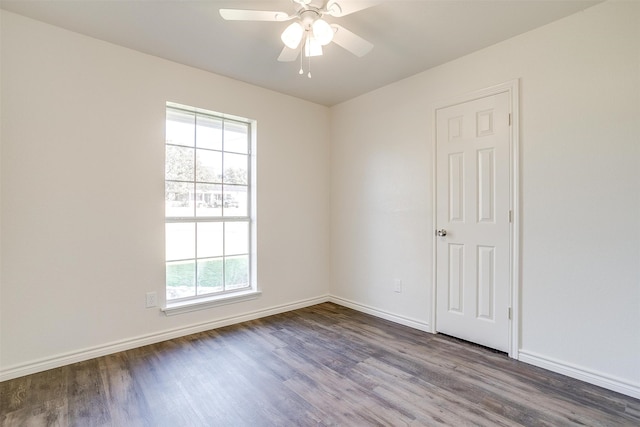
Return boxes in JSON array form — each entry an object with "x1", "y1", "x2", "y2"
[{"x1": 430, "y1": 80, "x2": 520, "y2": 359}]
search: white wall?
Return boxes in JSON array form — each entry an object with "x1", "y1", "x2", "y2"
[
  {"x1": 0, "y1": 11, "x2": 330, "y2": 377},
  {"x1": 330, "y1": 1, "x2": 639, "y2": 396}
]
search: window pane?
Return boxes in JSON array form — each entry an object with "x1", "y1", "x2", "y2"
[
  {"x1": 224, "y1": 121, "x2": 249, "y2": 154},
  {"x1": 166, "y1": 223, "x2": 195, "y2": 261},
  {"x1": 166, "y1": 181, "x2": 194, "y2": 218},
  {"x1": 223, "y1": 153, "x2": 248, "y2": 185},
  {"x1": 225, "y1": 222, "x2": 248, "y2": 255},
  {"x1": 166, "y1": 110, "x2": 195, "y2": 147},
  {"x1": 196, "y1": 149, "x2": 222, "y2": 183},
  {"x1": 195, "y1": 183, "x2": 222, "y2": 217},
  {"x1": 196, "y1": 115, "x2": 222, "y2": 150},
  {"x1": 197, "y1": 222, "x2": 223, "y2": 258},
  {"x1": 223, "y1": 185, "x2": 247, "y2": 217},
  {"x1": 166, "y1": 145, "x2": 194, "y2": 181},
  {"x1": 197, "y1": 258, "x2": 223, "y2": 295},
  {"x1": 166, "y1": 105, "x2": 252, "y2": 303},
  {"x1": 225, "y1": 255, "x2": 249, "y2": 290},
  {"x1": 166, "y1": 260, "x2": 196, "y2": 299}
]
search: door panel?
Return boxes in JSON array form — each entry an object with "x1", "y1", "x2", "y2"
[
  {"x1": 448, "y1": 243, "x2": 464, "y2": 313},
  {"x1": 436, "y1": 92, "x2": 511, "y2": 352}
]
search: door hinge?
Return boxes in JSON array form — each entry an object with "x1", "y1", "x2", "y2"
[
  {"x1": 508, "y1": 113, "x2": 512, "y2": 126},
  {"x1": 508, "y1": 307, "x2": 512, "y2": 320},
  {"x1": 509, "y1": 210, "x2": 513, "y2": 223}
]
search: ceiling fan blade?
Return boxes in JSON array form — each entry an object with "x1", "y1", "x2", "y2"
[
  {"x1": 331, "y1": 24, "x2": 373, "y2": 57},
  {"x1": 278, "y1": 46, "x2": 300, "y2": 62},
  {"x1": 325, "y1": 0, "x2": 382, "y2": 17},
  {"x1": 219, "y1": 9, "x2": 290, "y2": 22}
]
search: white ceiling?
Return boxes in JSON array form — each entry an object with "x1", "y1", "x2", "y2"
[{"x1": 1, "y1": 0, "x2": 601, "y2": 106}]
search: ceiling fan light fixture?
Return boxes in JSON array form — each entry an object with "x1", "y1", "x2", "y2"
[
  {"x1": 281, "y1": 22, "x2": 304, "y2": 49},
  {"x1": 312, "y1": 18, "x2": 334, "y2": 45},
  {"x1": 220, "y1": 0, "x2": 376, "y2": 78}
]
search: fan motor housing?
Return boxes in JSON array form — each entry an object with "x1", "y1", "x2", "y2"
[{"x1": 299, "y1": 8, "x2": 321, "y2": 28}]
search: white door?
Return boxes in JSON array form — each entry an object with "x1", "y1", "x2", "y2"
[{"x1": 435, "y1": 91, "x2": 511, "y2": 352}]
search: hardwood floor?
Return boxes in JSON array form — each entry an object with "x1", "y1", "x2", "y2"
[{"x1": 1, "y1": 303, "x2": 638, "y2": 426}]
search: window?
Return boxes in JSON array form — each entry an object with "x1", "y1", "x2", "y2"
[{"x1": 165, "y1": 104, "x2": 253, "y2": 304}]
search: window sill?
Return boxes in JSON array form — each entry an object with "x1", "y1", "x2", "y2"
[{"x1": 161, "y1": 289, "x2": 261, "y2": 316}]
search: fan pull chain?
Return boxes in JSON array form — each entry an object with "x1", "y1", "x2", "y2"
[
  {"x1": 299, "y1": 38, "x2": 304, "y2": 75},
  {"x1": 298, "y1": 34, "x2": 312, "y2": 78}
]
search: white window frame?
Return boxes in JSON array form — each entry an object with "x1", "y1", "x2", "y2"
[{"x1": 162, "y1": 103, "x2": 259, "y2": 316}]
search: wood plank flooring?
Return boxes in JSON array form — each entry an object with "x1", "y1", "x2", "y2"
[{"x1": 1, "y1": 302, "x2": 639, "y2": 426}]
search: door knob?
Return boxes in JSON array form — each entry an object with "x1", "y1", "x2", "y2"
[{"x1": 436, "y1": 229, "x2": 447, "y2": 237}]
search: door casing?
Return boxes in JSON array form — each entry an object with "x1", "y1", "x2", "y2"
[{"x1": 430, "y1": 80, "x2": 520, "y2": 359}]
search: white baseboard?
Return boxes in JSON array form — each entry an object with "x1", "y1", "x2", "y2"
[
  {"x1": 518, "y1": 349, "x2": 640, "y2": 399},
  {"x1": 0, "y1": 294, "x2": 330, "y2": 382},
  {"x1": 328, "y1": 295, "x2": 432, "y2": 332}
]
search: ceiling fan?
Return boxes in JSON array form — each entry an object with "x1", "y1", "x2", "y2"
[{"x1": 219, "y1": 0, "x2": 379, "y2": 77}]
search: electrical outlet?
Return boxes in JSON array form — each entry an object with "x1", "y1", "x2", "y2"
[
  {"x1": 393, "y1": 279, "x2": 402, "y2": 293},
  {"x1": 145, "y1": 292, "x2": 157, "y2": 308}
]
